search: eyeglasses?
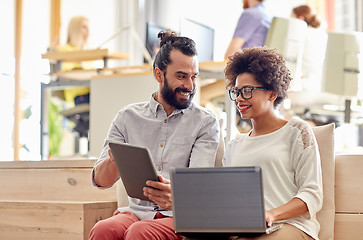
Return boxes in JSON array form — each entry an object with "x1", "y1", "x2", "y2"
[{"x1": 228, "y1": 86, "x2": 268, "y2": 101}]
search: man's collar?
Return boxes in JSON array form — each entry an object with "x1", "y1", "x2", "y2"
[{"x1": 150, "y1": 92, "x2": 194, "y2": 117}]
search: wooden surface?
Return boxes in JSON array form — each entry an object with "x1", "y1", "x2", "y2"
[
  {"x1": 0, "y1": 160, "x2": 118, "y2": 239},
  {"x1": 0, "y1": 159, "x2": 96, "y2": 169},
  {"x1": 0, "y1": 160, "x2": 117, "y2": 202},
  {"x1": 0, "y1": 200, "x2": 117, "y2": 240},
  {"x1": 200, "y1": 79, "x2": 225, "y2": 106},
  {"x1": 199, "y1": 61, "x2": 226, "y2": 80},
  {"x1": 335, "y1": 154, "x2": 363, "y2": 212},
  {"x1": 334, "y1": 213, "x2": 363, "y2": 240},
  {"x1": 14, "y1": 0, "x2": 23, "y2": 161},
  {"x1": 199, "y1": 60, "x2": 226, "y2": 72},
  {"x1": 334, "y1": 154, "x2": 363, "y2": 240},
  {"x1": 52, "y1": 64, "x2": 153, "y2": 81},
  {"x1": 49, "y1": 0, "x2": 60, "y2": 48},
  {"x1": 41, "y1": 49, "x2": 129, "y2": 62}
]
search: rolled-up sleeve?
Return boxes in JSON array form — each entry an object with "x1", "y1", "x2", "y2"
[{"x1": 293, "y1": 140, "x2": 323, "y2": 219}]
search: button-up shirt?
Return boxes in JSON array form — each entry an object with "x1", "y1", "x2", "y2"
[{"x1": 92, "y1": 93, "x2": 220, "y2": 220}]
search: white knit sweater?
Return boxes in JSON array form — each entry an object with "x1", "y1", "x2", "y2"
[{"x1": 223, "y1": 117, "x2": 323, "y2": 240}]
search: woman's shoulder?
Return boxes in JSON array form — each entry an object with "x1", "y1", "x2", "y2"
[
  {"x1": 288, "y1": 117, "x2": 312, "y2": 130},
  {"x1": 287, "y1": 117, "x2": 316, "y2": 149},
  {"x1": 226, "y1": 132, "x2": 249, "y2": 146}
]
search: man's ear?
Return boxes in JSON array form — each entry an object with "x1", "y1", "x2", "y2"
[{"x1": 154, "y1": 67, "x2": 164, "y2": 84}]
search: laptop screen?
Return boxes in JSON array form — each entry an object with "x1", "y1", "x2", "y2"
[{"x1": 171, "y1": 167, "x2": 266, "y2": 234}]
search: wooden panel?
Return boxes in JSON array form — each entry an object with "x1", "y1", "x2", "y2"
[
  {"x1": 83, "y1": 201, "x2": 118, "y2": 239},
  {"x1": 14, "y1": 0, "x2": 23, "y2": 161},
  {"x1": 0, "y1": 159, "x2": 96, "y2": 169},
  {"x1": 335, "y1": 155, "x2": 363, "y2": 212},
  {"x1": 0, "y1": 168, "x2": 116, "y2": 201},
  {"x1": 41, "y1": 49, "x2": 129, "y2": 62},
  {"x1": 334, "y1": 213, "x2": 363, "y2": 240},
  {"x1": 200, "y1": 79, "x2": 226, "y2": 106},
  {"x1": 0, "y1": 200, "x2": 116, "y2": 240},
  {"x1": 49, "y1": 0, "x2": 61, "y2": 48}
]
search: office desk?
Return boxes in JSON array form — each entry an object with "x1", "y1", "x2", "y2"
[{"x1": 41, "y1": 49, "x2": 129, "y2": 73}]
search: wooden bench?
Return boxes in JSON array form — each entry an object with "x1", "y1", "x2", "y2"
[
  {"x1": 334, "y1": 154, "x2": 363, "y2": 239},
  {"x1": 0, "y1": 160, "x2": 118, "y2": 240}
]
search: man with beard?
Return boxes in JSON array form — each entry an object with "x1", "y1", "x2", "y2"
[
  {"x1": 224, "y1": 0, "x2": 272, "y2": 60},
  {"x1": 89, "y1": 30, "x2": 220, "y2": 240}
]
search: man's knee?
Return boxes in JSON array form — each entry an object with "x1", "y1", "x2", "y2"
[
  {"x1": 89, "y1": 218, "x2": 121, "y2": 240},
  {"x1": 124, "y1": 221, "x2": 158, "y2": 240}
]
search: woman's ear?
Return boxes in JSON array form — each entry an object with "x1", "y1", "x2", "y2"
[
  {"x1": 269, "y1": 91, "x2": 278, "y2": 102},
  {"x1": 154, "y1": 67, "x2": 164, "y2": 84}
]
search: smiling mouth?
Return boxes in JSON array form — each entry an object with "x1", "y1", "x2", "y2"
[
  {"x1": 177, "y1": 90, "x2": 193, "y2": 99},
  {"x1": 179, "y1": 92, "x2": 190, "y2": 96},
  {"x1": 238, "y1": 105, "x2": 251, "y2": 112}
]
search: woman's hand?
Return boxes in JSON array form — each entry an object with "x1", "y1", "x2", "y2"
[
  {"x1": 265, "y1": 198, "x2": 309, "y2": 227},
  {"x1": 143, "y1": 175, "x2": 172, "y2": 210},
  {"x1": 265, "y1": 210, "x2": 276, "y2": 227}
]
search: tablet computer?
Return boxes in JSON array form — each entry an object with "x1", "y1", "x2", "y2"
[{"x1": 109, "y1": 141, "x2": 159, "y2": 201}]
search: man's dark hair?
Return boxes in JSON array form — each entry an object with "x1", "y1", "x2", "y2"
[
  {"x1": 224, "y1": 47, "x2": 292, "y2": 108},
  {"x1": 153, "y1": 30, "x2": 197, "y2": 73}
]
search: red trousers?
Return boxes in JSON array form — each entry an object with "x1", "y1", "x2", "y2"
[{"x1": 89, "y1": 210, "x2": 184, "y2": 240}]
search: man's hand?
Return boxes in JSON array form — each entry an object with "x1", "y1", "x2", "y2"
[
  {"x1": 143, "y1": 175, "x2": 172, "y2": 210},
  {"x1": 93, "y1": 148, "x2": 119, "y2": 187}
]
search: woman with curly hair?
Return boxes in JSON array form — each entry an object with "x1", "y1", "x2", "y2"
[{"x1": 223, "y1": 47, "x2": 323, "y2": 240}]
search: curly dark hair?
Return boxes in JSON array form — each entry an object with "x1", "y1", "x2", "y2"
[
  {"x1": 224, "y1": 47, "x2": 292, "y2": 108},
  {"x1": 153, "y1": 29, "x2": 197, "y2": 73}
]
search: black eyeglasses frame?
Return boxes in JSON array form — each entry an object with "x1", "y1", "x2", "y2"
[{"x1": 228, "y1": 86, "x2": 268, "y2": 101}]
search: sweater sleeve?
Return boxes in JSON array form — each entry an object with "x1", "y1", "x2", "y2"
[{"x1": 291, "y1": 122, "x2": 323, "y2": 219}]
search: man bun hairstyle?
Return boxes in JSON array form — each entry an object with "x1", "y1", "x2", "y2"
[{"x1": 153, "y1": 29, "x2": 197, "y2": 72}]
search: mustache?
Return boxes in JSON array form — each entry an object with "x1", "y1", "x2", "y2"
[{"x1": 175, "y1": 87, "x2": 195, "y2": 95}]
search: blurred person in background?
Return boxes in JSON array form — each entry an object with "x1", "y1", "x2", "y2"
[
  {"x1": 58, "y1": 16, "x2": 92, "y2": 105},
  {"x1": 224, "y1": 0, "x2": 272, "y2": 60},
  {"x1": 291, "y1": 5, "x2": 327, "y2": 92}
]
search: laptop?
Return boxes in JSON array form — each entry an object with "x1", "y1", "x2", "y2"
[{"x1": 170, "y1": 167, "x2": 282, "y2": 238}]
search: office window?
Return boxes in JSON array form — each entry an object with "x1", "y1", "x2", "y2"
[
  {"x1": 334, "y1": 0, "x2": 357, "y2": 31},
  {"x1": 357, "y1": 0, "x2": 363, "y2": 31}
]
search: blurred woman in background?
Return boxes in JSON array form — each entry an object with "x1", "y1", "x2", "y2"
[
  {"x1": 58, "y1": 16, "x2": 92, "y2": 105},
  {"x1": 291, "y1": 5, "x2": 327, "y2": 92}
]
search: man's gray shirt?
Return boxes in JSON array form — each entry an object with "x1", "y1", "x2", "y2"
[{"x1": 92, "y1": 94, "x2": 220, "y2": 220}]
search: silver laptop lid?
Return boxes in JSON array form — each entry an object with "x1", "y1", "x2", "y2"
[{"x1": 171, "y1": 167, "x2": 266, "y2": 235}]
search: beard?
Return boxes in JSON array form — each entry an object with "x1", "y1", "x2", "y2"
[{"x1": 161, "y1": 76, "x2": 195, "y2": 110}]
